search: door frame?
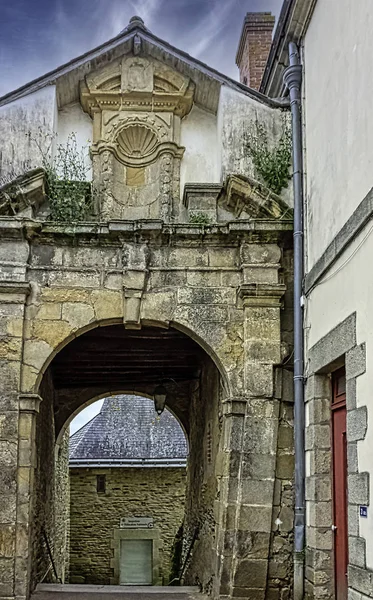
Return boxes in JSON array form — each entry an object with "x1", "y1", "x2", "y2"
[{"x1": 331, "y1": 367, "x2": 348, "y2": 600}]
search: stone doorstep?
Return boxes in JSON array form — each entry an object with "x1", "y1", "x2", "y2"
[{"x1": 31, "y1": 584, "x2": 202, "y2": 598}]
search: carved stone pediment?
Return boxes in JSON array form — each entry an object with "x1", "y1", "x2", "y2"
[
  {"x1": 80, "y1": 54, "x2": 193, "y2": 222},
  {"x1": 0, "y1": 168, "x2": 45, "y2": 217},
  {"x1": 218, "y1": 175, "x2": 293, "y2": 220},
  {"x1": 80, "y1": 56, "x2": 195, "y2": 118}
]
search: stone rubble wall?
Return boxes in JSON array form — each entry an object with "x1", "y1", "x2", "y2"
[{"x1": 69, "y1": 466, "x2": 186, "y2": 584}]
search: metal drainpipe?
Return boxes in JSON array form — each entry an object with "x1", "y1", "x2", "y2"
[{"x1": 283, "y1": 43, "x2": 305, "y2": 600}]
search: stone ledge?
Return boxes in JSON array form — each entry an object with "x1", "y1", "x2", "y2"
[
  {"x1": 0, "y1": 219, "x2": 293, "y2": 247},
  {"x1": 222, "y1": 398, "x2": 247, "y2": 417},
  {"x1": 18, "y1": 394, "x2": 43, "y2": 414},
  {"x1": 0, "y1": 281, "x2": 31, "y2": 296},
  {"x1": 238, "y1": 283, "x2": 286, "y2": 307}
]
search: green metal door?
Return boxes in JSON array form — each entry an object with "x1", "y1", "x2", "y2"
[{"x1": 120, "y1": 539, "x2": 153, "y2": 585}]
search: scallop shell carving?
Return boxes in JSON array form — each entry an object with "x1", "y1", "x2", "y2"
[{"x1": 117, "y1": 125, "x2": 158, "y2": 158}]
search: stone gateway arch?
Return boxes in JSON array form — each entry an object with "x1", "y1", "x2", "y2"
[{"x1": 0, "y1": 16, "x2": 294, "y2": 600}]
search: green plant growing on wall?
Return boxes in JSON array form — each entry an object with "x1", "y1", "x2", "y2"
[
  {"x1": 189, "y1": 212, "x2": 211, "y2": 225},
  {"x1": 28, "y1": 129, "x2": 92, "y2": 222},
  {"x1": 245, "y1": 117, "x2": 292, "y2": 195}
]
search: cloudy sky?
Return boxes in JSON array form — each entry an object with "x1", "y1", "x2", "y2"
[
  {"x1": 1, "y1": 0, "x2": 282, "y2": 432},
  {"x1": 0, "y1": 0, "x2": 283, "y2": 98}
]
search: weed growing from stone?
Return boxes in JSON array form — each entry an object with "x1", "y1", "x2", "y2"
[
  {"x1": 28, "y1": 129, "x2": 93, "y2": 222},
  {"x1": 189, "y1": 212, "x2": 211, "y2": 225},
  {"x1": 246, "y1": 117, "x2": 292, "y2": 195}
]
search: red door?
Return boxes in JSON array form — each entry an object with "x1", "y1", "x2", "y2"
[{"x1": 332, "y1": 368, "x2": 348, "y2": 600}]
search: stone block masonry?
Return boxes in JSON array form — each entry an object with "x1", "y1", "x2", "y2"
[{"x1": 69, "y1": 467, "x2": 186, "y2": 585}]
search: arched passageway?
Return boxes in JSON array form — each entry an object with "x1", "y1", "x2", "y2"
[
  {"x1": 68, "y1": 394, "x2": 188, "y2": 586},
  {"x1": 32, "y1": 323, "x2": 225, "y2": 593}
]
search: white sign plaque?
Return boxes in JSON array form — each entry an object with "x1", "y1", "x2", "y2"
[{"x1": 120, "y1": 516, "x2": 154, "y2": 529}]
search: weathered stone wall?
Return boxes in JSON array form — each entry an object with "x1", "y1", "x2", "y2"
[
  {"x1": 265, "y1": 246, "x2": 294, "y2": 599},
  {"x1": 0, "y1": 282, "x2": 29, "y2": 599},
  {"x1": 54, "y1": 432, "x2": 70, "y2": 583},
  {"x1": 31, "y1": 372, "x2": 55, "y2": 589},
  {"x1": 69, "y1": 466, "x2": 186, "y2": 584},
  {"x1": 31, "y1": 373, "x2": 70, "y2": 590},
  {"x1": 0, "y1": 215, "x2": 293, "y2": 600},
  {"x1": 183, "y1": 358, "x2": 222, "y2": 594}
]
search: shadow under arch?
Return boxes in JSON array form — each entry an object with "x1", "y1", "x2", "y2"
[
  {"x1": 33, "y1": 318, "x2": 228, "y2": 593},
  {"x1": 35, "y1": 317, "x2": 232, "y2": 397},
  {"x1": 56, "y1": 389, "x2": 190, "y2": 452}
]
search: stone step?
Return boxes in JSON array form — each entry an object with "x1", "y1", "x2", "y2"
[{"x1": 31, "y1": 584, "x2": 203, "y2": 600}]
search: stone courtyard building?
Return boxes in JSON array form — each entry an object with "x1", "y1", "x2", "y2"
[
  {"x1": 0, "y1": 15, "x2": 294, "y2": 600},
  {"x1": 69, "y1": 395, "x2": 187, "y2": 586}
]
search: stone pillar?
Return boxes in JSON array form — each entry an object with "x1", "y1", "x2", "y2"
[
  {"x1": 214, "y1": 397, "x2": 247, "y2": 600},
  {"x1": 0, "y1": 281, "x2": 30, "y2": 600},
  {"x1": 230, "y1": 281, "x2": 285, "y2": 600},
  {"x1": 215, "y1": 244, "x2": 286, "y2": 599},
  {"x1": 15, "y1": 394, "x2": 42, "y2": 600}
]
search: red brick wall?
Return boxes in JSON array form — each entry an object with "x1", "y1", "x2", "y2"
[{"x1": 236, "y1": 12, "x2": 275, "y2": 91}]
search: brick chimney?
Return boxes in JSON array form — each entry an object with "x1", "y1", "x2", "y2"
[{"x1": 236, "y1": 12, "x2": 275, "y2": 90}]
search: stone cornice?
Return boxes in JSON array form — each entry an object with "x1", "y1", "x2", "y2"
[
  {"x1": 0, "y1": 218, "x2": 293, "y2": 247},
  {"x1": 0, "y1": 281, "x2": 31, "y2": 296},
  {"x1": 239, "y1": 282, "x2": 286, "y2": 307}
]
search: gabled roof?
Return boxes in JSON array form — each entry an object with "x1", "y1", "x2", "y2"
[
  {"x1": 69, "y1": 394, "x2": 188, "y2": 467},
  {"x1": 0, "y1": 16, "x2": 283, "y2": 112}
]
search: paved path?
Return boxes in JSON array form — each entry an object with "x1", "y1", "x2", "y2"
[{"x1": 31, "y1": 584, "x2": 204, "y2": 600}]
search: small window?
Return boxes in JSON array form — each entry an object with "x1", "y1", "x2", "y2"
[
  {"x1": 332, "y1": 367, "x2": 346, "y2": 403},
  {"x1": 96, "y1": 474, "x2": 106, "y2": 493},
  {"x1": 243, "y1": 76, "x2": 248, "y2": 85}
]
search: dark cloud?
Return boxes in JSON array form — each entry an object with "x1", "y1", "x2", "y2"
[{"x1": 0, "y1": 0, "x2": 283, "y2": 97}]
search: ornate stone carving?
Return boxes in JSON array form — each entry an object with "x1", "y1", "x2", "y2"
[
  {"x1": 121, "y1": 57, "x2": 153, "y2": 93},
  {"x1": 117, "y1": 125, "x2": 158, "y2": 158},
  {"x1": 80, "y1": 57, "x2": 195, "y2": 118},
  {"x1": 159, "y1": 152, "x2": 174, "y2": 221},
  {"x1": 81, "y1": 56, "x2": 193, "y2": 222}
]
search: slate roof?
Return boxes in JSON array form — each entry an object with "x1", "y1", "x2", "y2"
[{"x1": 69, "y1": 395, "x2": 188, "y2": 467}]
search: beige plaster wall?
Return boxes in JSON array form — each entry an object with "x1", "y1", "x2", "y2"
[
  {"x1": 305, "y1": 223, "x2": 373, "y2": 568},
  {"x1": 57, "y1": 102, "x2": 93, "y2": 181},
  {"x1": 0, "y1": 87, "x2": 57, "y2": 181},
  {"x1": 303, "y1": 0, "x2": 373, "y2": 268},
  {"x1": 180, "y1": 105, "x2": 219, "y2": 193},
  {"x1": 69, "y1": 466, "x2": 186, "y2": 584},
  {"x1": 217, "y1": 86, "x2": 293, "y2": 208}
]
